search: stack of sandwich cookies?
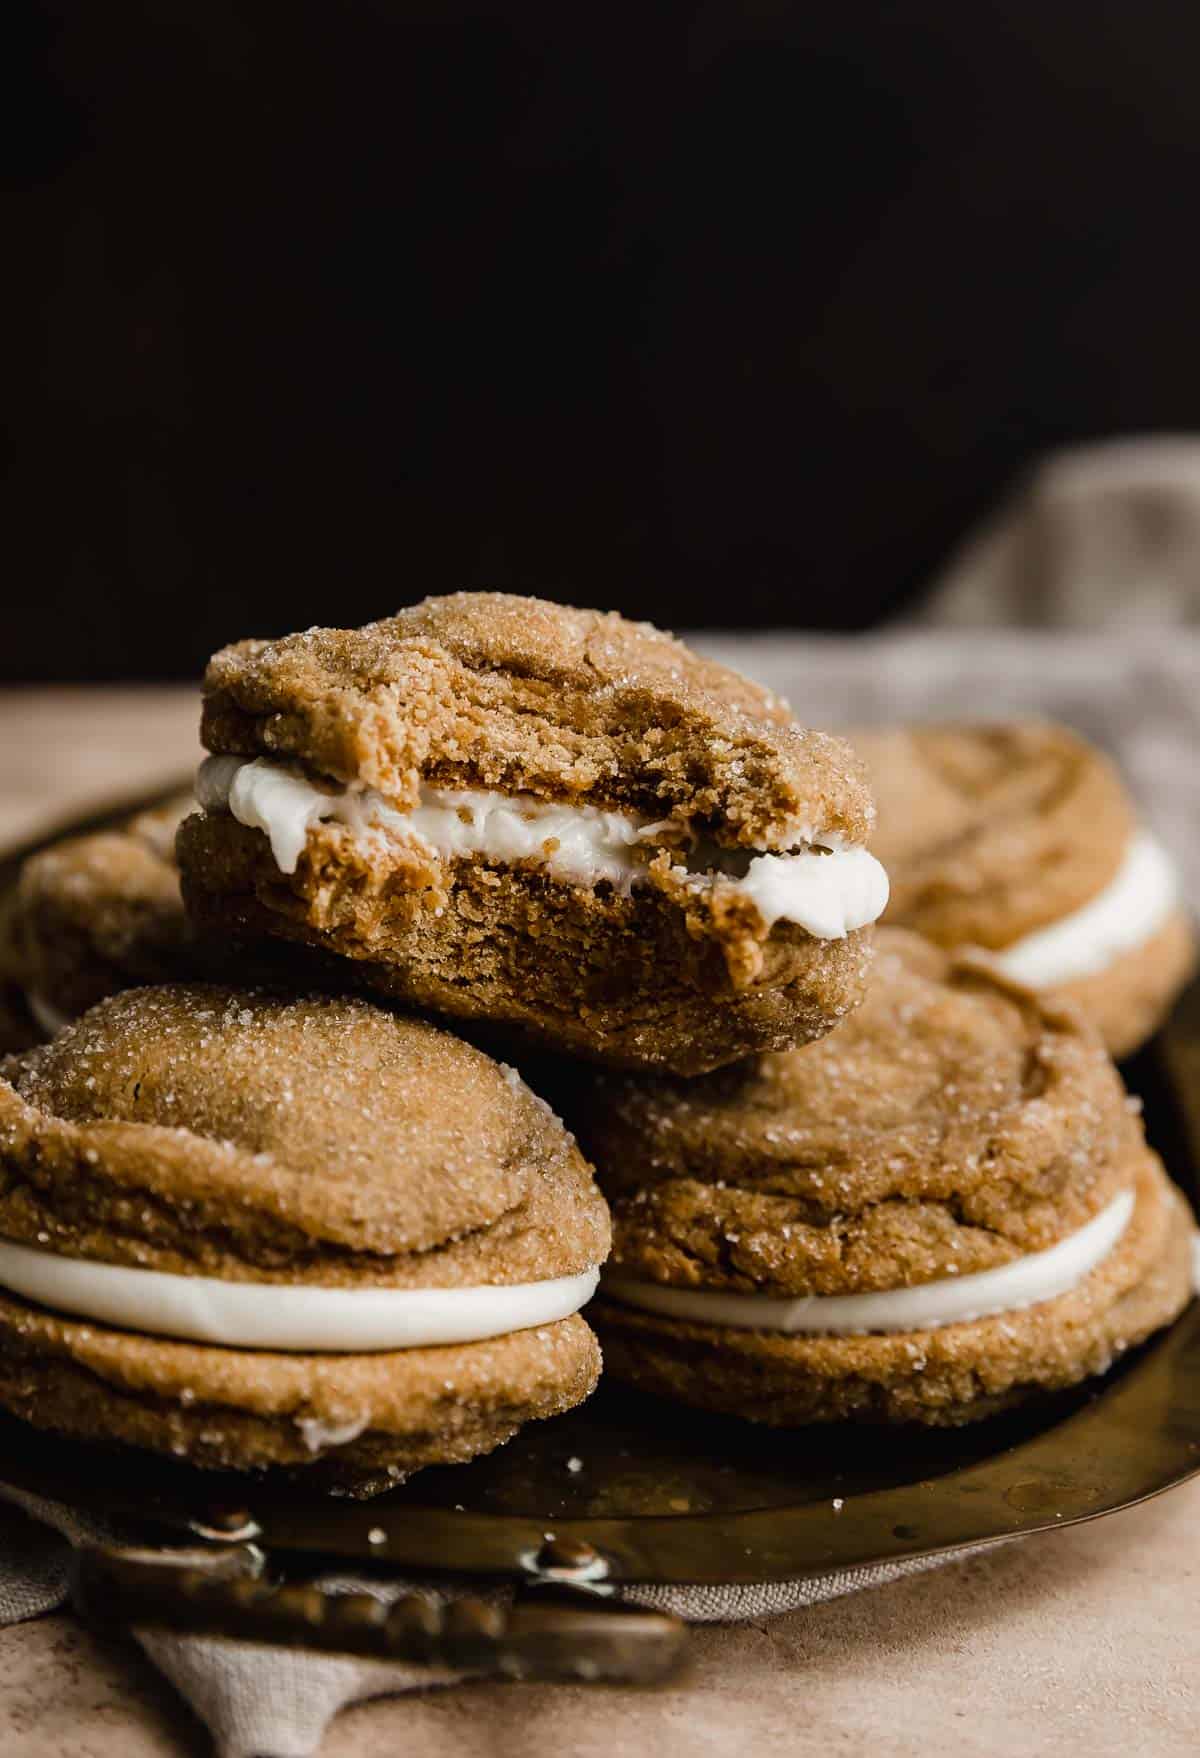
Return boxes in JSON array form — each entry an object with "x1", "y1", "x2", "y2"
[
  {"x1": 0, "y1": 596, "x2": 1192, "y2": 1494},
  {"x1": 0, "y1": 986, "x2": 609, "y2": 1491},
  {"x1": 4, "y1": 795, "x2": 197, "y2": 1036},
  {"x1": 575, "y1": 930, "x2": 1192, "y2": 1426},
  {"x1": 177, "y1": 593, "x2": 888, "y2": 1073},
  {"x1": 853, "y1": 723, "x2": 1195, "y2": 1057}
]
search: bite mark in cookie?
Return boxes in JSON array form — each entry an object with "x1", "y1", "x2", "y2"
[
  {"x1": 195, "y1": 758, "x2": 887, "y2": 942},
  {"x1": 178, "y1": 594, "x2": 887, "y2": 1072}
]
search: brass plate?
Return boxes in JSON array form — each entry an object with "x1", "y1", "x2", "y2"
[{"x1": 2, "y1": 789, "x2": 1199, "y2": 1588}]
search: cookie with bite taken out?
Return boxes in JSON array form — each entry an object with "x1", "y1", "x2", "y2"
[{"x1": 176, "y1": 593, "x2": 887, "y2": 1074}]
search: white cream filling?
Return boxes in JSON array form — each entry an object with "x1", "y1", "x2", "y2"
[
  {"x1": 991, "y1": 832, "x2": 1180, "y2": 988},
  {"x1": 0, "y1": 1241, "x2": 600, "y2": 1353},
  {"x1": 196, "y1": 755, "x2": 889, "y2": 940},
  {"x1": 603, "y1": 1189, "x2": 1134, "y2": 1336}
]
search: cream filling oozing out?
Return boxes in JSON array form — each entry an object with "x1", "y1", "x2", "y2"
[
  {"x1": 196, "y1": 756, "x2": 890, "y2": 940},
  {"x1": 602, "y1": 1190, "x2": 1135, "y2": 1335},
  {"x1": 991, "y1": 832, "x2": 1180, "y2": 988},
  {"x1": 0, "y1": 1243, "x2": 600, "y2": 1352}
]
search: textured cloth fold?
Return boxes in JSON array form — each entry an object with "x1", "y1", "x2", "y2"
[{"x1": 0, "y1": 1478, "x2": 993, "y2": 1757}]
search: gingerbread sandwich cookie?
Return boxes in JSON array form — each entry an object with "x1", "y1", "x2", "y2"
[
  {"x1": 0, "y1": 986, "x2": 609, "y2": 1492},
  {"x1": 574, "y1": 929, "x2": 1193, "y2": 1428},
  {"x1": 853, "y1": 722, "x2": 1195, "y2": 1058},
  {"x1": 176, "y1": 593, "x2": 887, "y2": 1074}
]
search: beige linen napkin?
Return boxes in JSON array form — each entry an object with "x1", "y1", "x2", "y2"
[
  {"x1": 914, "y1": 435, "x2": 1200, "y2": 626},
  {"x1": 0, "y1": 1484, "x2": 984, "y2": 1757}
]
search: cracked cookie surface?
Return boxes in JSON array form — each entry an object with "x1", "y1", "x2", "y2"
[
  {"x1": 178, "y1": 594, "x2": 883, "y2": 1073},
  {"x1": 565, "y1": 929, "x2": 1192, "y2": 1424},
  {"x1": 0, "y1": 985, "x2": 609, "y2": 1487},
  {"x1": 178, "y1": 817, "x2": 876, "y2": 1073},
  {"x1": 200, "y1": 592, "x2": 870, "y2": 843},
  {"x1": 594, "y1": 1156, "x2": 1190, "y2": 1426},
  {"x1": 851, "y1": 722, "x2": 1195, "y2": 1055},
  {"x1": 852, "y1": 722, "x2": 1131, "y2": 947}
]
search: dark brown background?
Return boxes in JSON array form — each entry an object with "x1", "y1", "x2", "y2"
[{"x1": 5, "y1": 2, "x2": 1200, "y2": 679}]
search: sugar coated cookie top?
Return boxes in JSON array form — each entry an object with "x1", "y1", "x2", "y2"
[
  {"x1": 852, "y1": 721, "x2": 1135, "y2": 948},
  {"x1": 0, "y1": 985, "x2": 609, "y2": 1286},
  {"x1": 574, "y1": 928, "x2": 1140, "y2": 1295},
  {"x1": 200, "y1": 593, "x2": 873, "y2": 849}
]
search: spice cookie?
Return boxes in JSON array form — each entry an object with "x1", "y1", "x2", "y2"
[
  {"x1": 0, "y1": 986, "x2": 609, "y2": 1491},
  {"x1": 176, "y1": 593, "x2": 887, "y2": 1074},
  {"x1": 4, "y1": 795, "x2": 198, "y2": 1035},
  {"x1": 852, "y1": 722, "x2": 1195, "y2": 1058},
  {"x1": 574, "y1": 929, "x2": 1193, "y2": 1427}
]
